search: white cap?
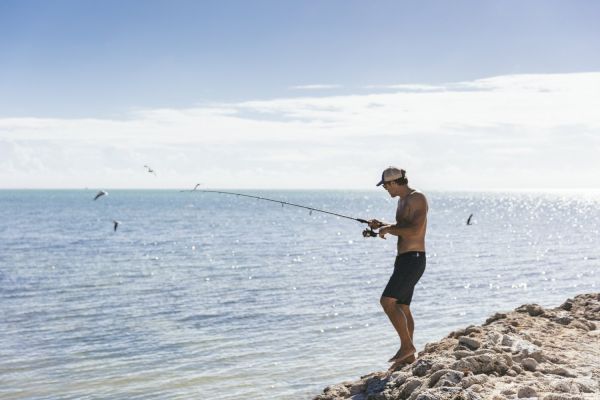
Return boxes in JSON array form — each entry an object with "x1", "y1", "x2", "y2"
[{"x1": 376, "y1": 166, "x2": 406, "y2": 186}]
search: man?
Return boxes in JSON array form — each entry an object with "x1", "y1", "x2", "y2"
[{"x1": 369, "y1": 166, "x2": 428, "y2": 369}]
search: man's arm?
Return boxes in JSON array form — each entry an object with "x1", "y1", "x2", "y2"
[{"x1": 368, "y1": 219, "x2": 392, "y2": 229}]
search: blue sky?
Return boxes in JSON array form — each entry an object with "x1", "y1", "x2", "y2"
[{"x1": 1, "y1": 1, "x2": 600, "y2": 189}]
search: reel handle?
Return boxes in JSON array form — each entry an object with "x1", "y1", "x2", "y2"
[{"x1": 362, "y1": 228, "x2": 378, "y2": 238}]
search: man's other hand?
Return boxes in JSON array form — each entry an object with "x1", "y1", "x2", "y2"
[{"x1": 368, "y1": 219, "x2": 384, "y2": 229}]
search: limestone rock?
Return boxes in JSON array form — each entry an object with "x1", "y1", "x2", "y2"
[
  {"x1": 486, "y1": 312, "x2": 508, "y2": 325},
  {"x1": 516, "y1": 303, "x2": 545, "y2": 317},
  {"x1": 315, "y1": 293, "x2": 600, "y2": 400},
  {"x1": 412, "y1": 358, "x2": 434, "y2": 377},
  {"x1": 517, "y1": 386, "x2": 538, "y2": 398},
  {"x1": 458, "y1": 336, "x2": 481, "y2": 350},
  {"x1": 521, "y1": 357, "x2": 538, "y2": 371}
]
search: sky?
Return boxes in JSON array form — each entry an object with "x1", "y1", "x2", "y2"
[{"x1": 1, "y1": 0, "x2": 599, "y2": 190}]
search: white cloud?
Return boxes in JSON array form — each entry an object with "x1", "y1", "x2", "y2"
[
  {"x1": 362, "y1": 83, "x2": 446, "y2": 91},
  {"x1": 289, "y1": 84, "x2": 342, "y2": 90},
  {"x1": 1, "y1": 72, "x2": 599, "y2": 189}
]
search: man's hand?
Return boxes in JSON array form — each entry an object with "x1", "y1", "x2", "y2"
[
  {"x1": 378, "y1": 225, "x2": 391, "y2": 239},
  {"x1": 368, "y1": 219, "x2": 384, "y2": 229}
]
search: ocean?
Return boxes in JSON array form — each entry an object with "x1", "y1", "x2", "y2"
[{"x1": 1, "y1": 189, "x2": 598, "y2": 399}]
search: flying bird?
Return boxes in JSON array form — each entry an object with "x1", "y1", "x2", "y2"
[
  {"x1": 94, "y1": 190, "x2": 108, "y2": 200},
  {"x1": 112, "y1": 220, "x2": 120, "y2": 232},
  {"x1": 144, "y1": 165, "x2": 157, "y2": 176},
  {"x1": 466, "y1": 214, "x2": 473, "y2": 225}
]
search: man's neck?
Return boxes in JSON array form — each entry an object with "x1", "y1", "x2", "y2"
[{"x1": 398, "y1": 185, "x2": 413, "y2": 199}]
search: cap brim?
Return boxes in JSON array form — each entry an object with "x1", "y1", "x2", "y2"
[{"x1": 376, "y1": 179, "x2": 384, "y2": 186}]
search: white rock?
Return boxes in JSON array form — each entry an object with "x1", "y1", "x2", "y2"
[{"x1": 517, "y1": 386, "x2": 538, "y2": 398}]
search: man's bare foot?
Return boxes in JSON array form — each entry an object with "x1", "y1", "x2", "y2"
[{"x1": 388, "y1": 348, "x2": 416, "y2": 363}]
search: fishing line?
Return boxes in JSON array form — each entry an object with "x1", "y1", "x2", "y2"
[{"x1": 189, "y1": 189, "x2": 378, "y2": 237}]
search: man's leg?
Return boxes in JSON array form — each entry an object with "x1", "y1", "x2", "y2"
[
  {"x1": 398, "y1": 304, "x2": 414, "y2": 341},
  {"x1": 380, "y1": 296, "x2": 416, "y2": 362},
  {"x1": 397, "y1": 304, "x2": 416, "y2": 362}
]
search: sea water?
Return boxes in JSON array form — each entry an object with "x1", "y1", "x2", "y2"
[{"x1": 0, "y1": 190, "x2": 598, "y2": 399}]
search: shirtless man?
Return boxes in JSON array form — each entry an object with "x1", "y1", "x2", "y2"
[{"x1": 369, "y1": 167, "x2": 428, "y2": 369}]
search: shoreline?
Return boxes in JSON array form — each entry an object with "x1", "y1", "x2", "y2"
[{"x1": 314, "y1": 293, "x2": 599, "y2": 400}]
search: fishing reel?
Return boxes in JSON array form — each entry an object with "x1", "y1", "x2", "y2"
[{"x1": 362, "y1": 228, "x2": 378, "y2": 238}]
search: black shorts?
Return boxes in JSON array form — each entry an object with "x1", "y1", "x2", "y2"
[{"x1": 382, "y1": 251, "x2": 426, "y2": 305}]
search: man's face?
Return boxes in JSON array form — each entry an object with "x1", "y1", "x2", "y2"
[{"x1": 382, "y1": 181, "x2": 397, "y2": 197}]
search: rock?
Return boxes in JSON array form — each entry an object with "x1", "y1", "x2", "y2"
[
  {"x1": 464, "y1": 325, "x2": 484, "y2": 335},
  {"x1": 529, "y1": 350, "x2": 545, "y2": 363},
  {"x1": 349, "y1": 382, "x2": 367, "y2": 395},
  {"x1": 461, "y1": 374, "x2": 488, "y2": 389},
  {"x1": 559, "y1": 299, "x2": 574, "y2": 311},
  {"x1": 501, "y1": 334, "x2": 515, "y2": 347},
  {"x1": 505, "y1": 369, "x2": 518, "y2": 377},
  {"x1": 365, "y1": 376, "x2": 386, "y2": 395},
  {"x1": 319, "y1": 384, "x2": 351, "y2": 399},
  {"x1": 517, "y1": 386, "x2": 538, "y2": 398},
  {"x1": 543, "y1": 394, "x2": 584, "y2": 400},
  {"x1": 426, "y1": 369, "x2": 456, "y2": 387},
  {"x1": 387, "y1": 371, "x2": 409, "y2": 388},
  {"x1": 452, "y1": 354, "x2": 511, "y2": 376},
  {"x1": 521, "y1": 358, "x2": 538, "y2": 371},
  {"x1": 459, "y1": 336, "x2": 481, "y2": 350},
  {"x1": 502, "y1": 335, "x2": 540, "y2": 355},
  {"x1": 429, "y1": 362, "x2": 449, "y2": 373},
  {"x1": 572, "y1": 378, "x2": 595, "y2": 393},
  {"x1": 454, "y1": 350, "x2": 474, "y2": 359},
  {"x1": 316, "y1": 293, "x2": 600, "y2": 400},
  {"x1": 398, "y1": 378, "x2": 422, "y2": 398},
  {"x1": 412, "y1": 359, "x2": 434, "y2": 377},
  {"x1": 516, "y1": 303, "x2": 545, "y2": 317},
  {"x1": 551, "y1": 380, "x2": 578, "y2": 393},
  {"x1": 469, "y1": 384, "x2": 483, "y2": 393},
  {"x1": 544, "y1": 366, "x2": 577, "y2": 378},
  {"x1": 553, "y1": 313, "x2": 573, "y2": 326},
  {"x1": 486, "y1": 331, "x2": 503, "y2": 345},
  {"x1": 432, "y1": 371, "x2": 463, "y2": 388},
  {"x1": 412, "y1": 392, "x2": 441, "y2": 400},
  {"x1": 485, "y1": 312, "x2": 508, "y2": 325}
]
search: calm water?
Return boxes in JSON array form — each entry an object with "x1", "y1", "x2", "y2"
[{"x1": 1, "y1": 190, "x2": 598, "y2": 399}]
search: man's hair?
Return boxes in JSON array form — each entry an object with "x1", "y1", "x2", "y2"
[
  {"x1": 392, "y1": 169, "x2": 408, "y2": 185},
  {"x1": 392, "y1": 176, "x2": 408, "y2": 186}
]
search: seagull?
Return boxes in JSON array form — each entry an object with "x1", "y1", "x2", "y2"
[
  {"x1": 179, "y1": 183, "x2": 202, "y2": 192},
  {"x1": 144, "y1": 165, "x2": 157, "y2": 176},
  {"x1": 94, "y1": 190, "x2": 108, "y2": 200},
  {"x1": 112, "y1": 220, "x2": 120, "y2": 232},
  {"x1": 466, "y1": 214, "x2": 473, "y2": 225}
]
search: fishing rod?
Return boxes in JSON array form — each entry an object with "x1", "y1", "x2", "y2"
[{"x1": 189, "y1": 189, "x2": 379, "y2": 238}]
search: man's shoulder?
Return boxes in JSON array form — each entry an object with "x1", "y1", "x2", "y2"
[
  {"x1": 407, "y1": 190, "x2": 428, "y2": 208},
  {"x1": 408, "y1": 189, "x2": 427, "y2": 201}
]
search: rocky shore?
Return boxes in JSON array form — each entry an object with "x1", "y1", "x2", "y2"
[{"x1": 314, "y1": 293, "x2": 599, "y2": 400}]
